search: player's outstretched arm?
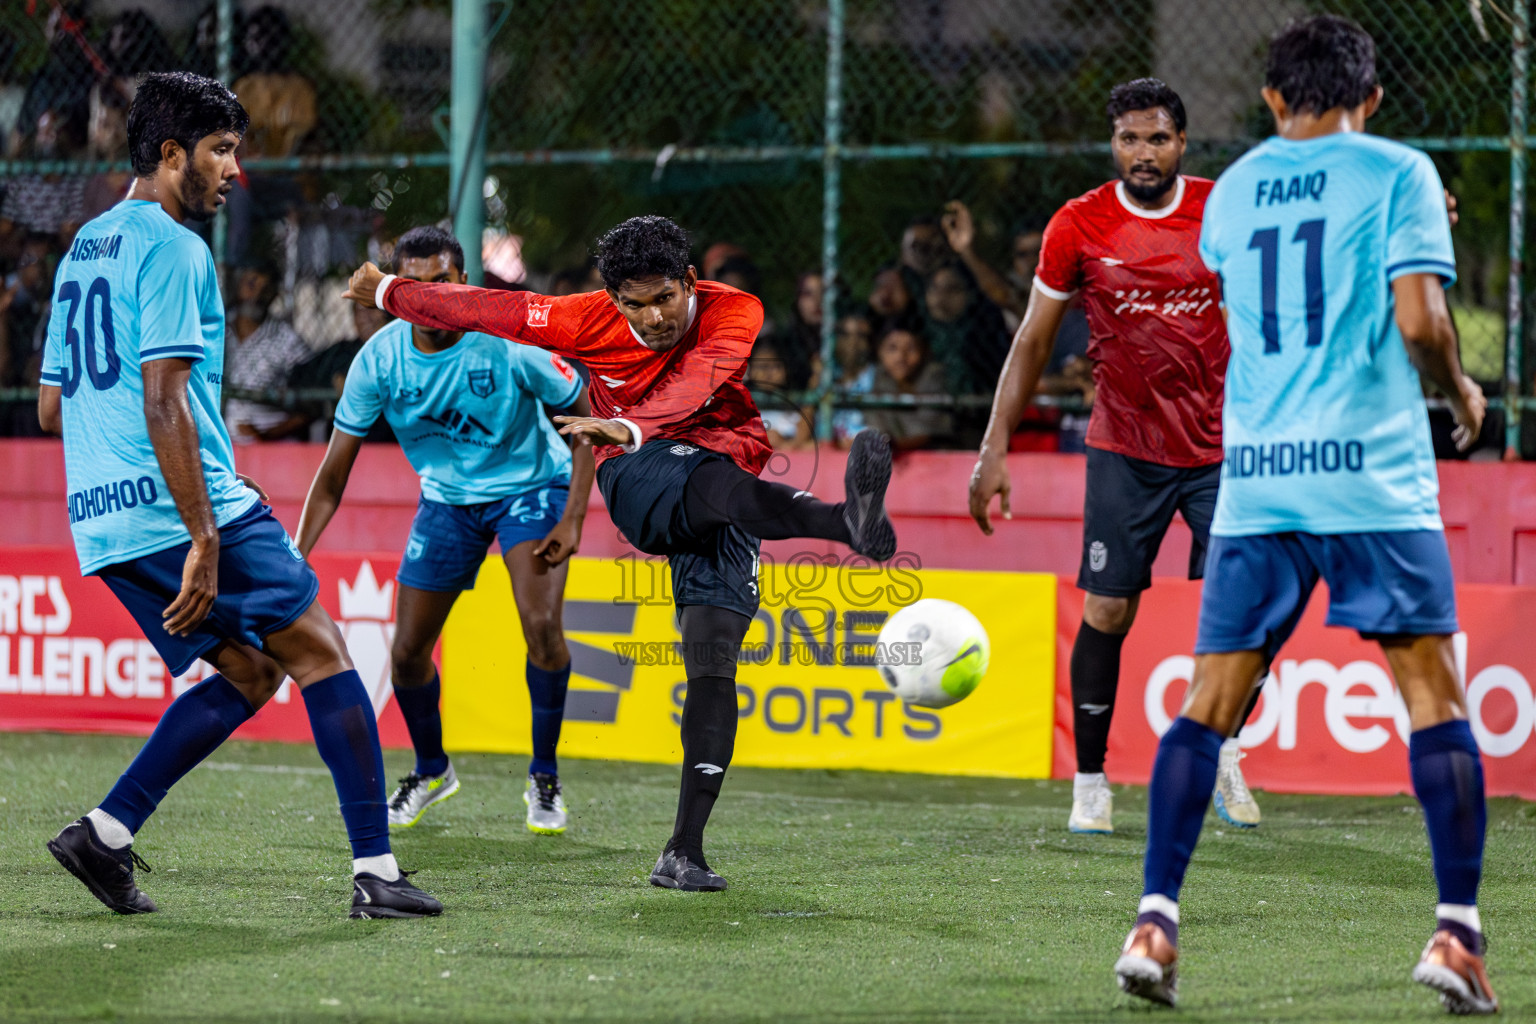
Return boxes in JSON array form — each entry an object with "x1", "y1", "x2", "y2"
[
  {"x1": 535, "y1": 391, "x2": 595, "y2": 567},
  {"x1": 143, "y1": 358, "x2": 220, "y2": 636},
  {"x1": 345, "y1": 261, "x2": 581, "y2": 352},
  {"x1": 296, "y1": 428, "x2": 364, "y2": 558},
  {"x1": 968, "y1": 286, "x2": 1070, "y2": 534},
  {"x1": 1394, "y1": 272, "x2": 1486, "y2": 451}
]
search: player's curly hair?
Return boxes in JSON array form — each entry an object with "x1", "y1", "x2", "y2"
[
  {"x1": 1265, "y1": 15, "x2": 1377, "y2": 117},
  {"x1": 126, "y1": 72, "x2": 249, "y2": 178},
  {"x1": 1106, "y1": 79, "x2": 1186, "y2": 134},
  {"x1": 394, "y1": 225, "x2": 464, "y2": 272},
  {"x1": 595, "y1": 216, "x2": 692, "y2": 291}
]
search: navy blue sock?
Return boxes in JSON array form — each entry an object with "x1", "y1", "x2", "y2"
[
  {"x1": 1141, "y1": 716, "x2": 1223, "y2": 903},
  {"x1": 302, "y1": 670, "x2": 390, "y2": 859},
  {"x1": 393, "y1": 673, "x2": 449, "y2": 777},
  {"x1": 1410, "y1": 719, "x2": 1486, "y2": 941},
  {"x1": 527, "y1": 659, "x2": 570, "y2": 777},
  {"x1": 99, "y1": 675, "x2": 254, "y2": 834}
]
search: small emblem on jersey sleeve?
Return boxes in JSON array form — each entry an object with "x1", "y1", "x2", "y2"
[
  {"x1": 527, "y1": 303, "x2": 551, "y2": 327},
  {"x1": 599, "y1": 374, "x2": 627, "y2": 388},
  {"x1": 1088, "y1": 540, "x2": 1108, "y2": 572},
  {"x1": 550, "y1": 354, "x2": 576, "y2": 383},
  {"x1": 468, "y1": 368, "x2": 497, "y2": 397}
]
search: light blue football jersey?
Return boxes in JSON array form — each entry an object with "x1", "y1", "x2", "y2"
[
  {"x1": 1199, "y1": 132, "x2": 1455, "y2": 536},
  {"x1": 41, "y1": 200, "x2": 258, "y2": 574},
  {"x1": 334, "y1": 318, "x2": 583, "y2": 505}
]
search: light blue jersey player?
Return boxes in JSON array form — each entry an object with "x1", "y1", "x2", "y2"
[
  {"x1": 296, "y1": 226, "x2": 595, "y2": 837},
  {"x1": 40, "y1": 72, "x2": 440, "y2": 922},
  {"x1": 1114, "y1": 17, "x2": 1497, "y2": 1014}
]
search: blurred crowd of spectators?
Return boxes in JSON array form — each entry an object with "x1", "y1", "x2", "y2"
[
  {"x1": 0, "y1": 3, "x2": 1091, "y2": 452},
  {"x1": 740, "y1": 201, "x2": 1092, "y2": 454}
]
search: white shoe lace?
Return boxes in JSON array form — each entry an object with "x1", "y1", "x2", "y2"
[
  {"x1": 1078, "y1": 783, "x2": 1111, "y2": 822},
  {"x1": 1219, "y1": 749, "x2": 1254, "y2": 805}
]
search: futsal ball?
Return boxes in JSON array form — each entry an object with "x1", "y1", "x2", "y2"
[{"x1": 876, "y1": 598, "x2": 990, "y2": 708}]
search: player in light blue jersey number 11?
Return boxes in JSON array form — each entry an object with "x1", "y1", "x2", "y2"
[
  {"x1": 37, "y1": 72, "x2": 440, "y2": 921},
  {"x1": 1113, "y1": 17, "x2": 1496, "y2": 1015}
]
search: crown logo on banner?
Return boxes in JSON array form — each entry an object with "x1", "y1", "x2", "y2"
[
  {"x1": 338, "y1": 561, "x2": 397, "y2": 717},
  {"x1": 340, "y1": 560, "x2": 394, "y2": 621}
]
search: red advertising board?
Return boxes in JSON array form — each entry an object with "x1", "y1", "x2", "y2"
[
  {"x1": 1055, "y1": 578, "x2": 1536, "y2": 798},
  {"x1": 0, "y1": 546, "x2": 414, "y2": 747}
]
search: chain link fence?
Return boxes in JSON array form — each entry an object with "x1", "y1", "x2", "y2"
[{"x1": 0, "y1": 0, "x2": 1528, "y2": 454}]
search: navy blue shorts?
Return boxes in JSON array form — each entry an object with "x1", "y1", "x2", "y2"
[
  {"x1": 96, "y1": 504, "x2": 320, "y2": 677},
  {"x1": 1195, "y1": 530, "x2": 1459, "y2": 659},
  {"x1": 398, "y1": 484, "x2": 569, "y2": 593},
  {"x1": 1078, "y1": 446, "x2": 1220, "y2": 596},
  {"x1": 597, "y1": 440, "x2": 761, "y2": 619}
]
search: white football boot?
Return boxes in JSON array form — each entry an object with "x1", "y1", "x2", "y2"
[
  {"x1": 524, "y1": 773, "x2": 568, "y2": 835},
  {"x1": 386, "y1": 763, "x2": 459, "y2": 828},
  {"x1": 1213, "y1": 739, "x2": 1260, "y2": 828},
  {"x1": 1069, "y1": 772, "x2": 1114, "y2": 834}
]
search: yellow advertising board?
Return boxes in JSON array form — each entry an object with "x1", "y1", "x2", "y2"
[{"x1": 441, "y1": 555, "x2": 1055, "y2": 778}]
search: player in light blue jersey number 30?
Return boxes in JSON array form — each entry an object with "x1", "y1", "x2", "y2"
[
  {"x1": 296, "y1": 226, "x2": 596, "y2": 837},
  {"x1": 38, "y1": 73, "x2": 440, "y2": 920},
  {"x1": 1113, "y1": 17, "x2": 1496, "y2": 1014}
]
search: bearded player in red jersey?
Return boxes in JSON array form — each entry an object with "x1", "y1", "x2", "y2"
[
  {"x1": 968, "y1": 79, "x2": 1262, "y2": 835},
  {"x1": 345, "y1": 215, "x2": 896, "y2": 891}
]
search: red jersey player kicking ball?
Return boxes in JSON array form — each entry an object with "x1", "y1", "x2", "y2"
[
  {"x1": 345, "y1": 215, "x2": 896, "y2": 892},
  {"x1": 969, "y1": 79, "x2": 1262, "y2": 835}
]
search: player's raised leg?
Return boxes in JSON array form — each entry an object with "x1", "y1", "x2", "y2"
[
  {"x1": 651, "y1": 604, "x2": 752, "y2": 892},
  {"x1": 506, "y1": 534, "x2": 574, "y2": 835},
  {"x1": 678, "y1": 427, "x2": 896, "y2": 561},
  {"x1": 1381, "y1": 635, "x2": 1495, "y2": 1014},
  {"x1": 385, "y1": 583, "x2": 462, "y2": 828}
]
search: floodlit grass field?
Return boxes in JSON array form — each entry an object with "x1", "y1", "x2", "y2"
[{"x1": 1, "y1": 732, "x2": 1533, "y2": 1023}]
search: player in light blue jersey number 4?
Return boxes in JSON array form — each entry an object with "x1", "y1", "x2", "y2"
[
  {"x1": 296, "y1": 226, "x2": 595, "y2": 837},
  {"x1": 1114, "y1": 17, "x2": 1496, "y2": 1014},
  {"x1": 38, "y1": 73, "x2": 440, "y2": 921}
]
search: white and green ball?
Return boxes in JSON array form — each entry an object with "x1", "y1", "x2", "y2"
[{"x1": 876, "y1": 598, "x2": 990, "y2": 709}]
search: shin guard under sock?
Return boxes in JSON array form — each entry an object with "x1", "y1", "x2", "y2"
[
  {"x1": 1142, "y1": 716, "x2": 1223, "y2": 902},
  {"x1": 683, "y1": 459, "x2": 850, "y2": 543},
  {"x1": 302, "y1": 670, "x2": 390, "y2": 859},
  {"x1": 526, "y1": 659, "x2": 571, "y2": 777},
  {"x1": 1410, "y1": 719, "x2": 1486, "y2": 944},
  {"x1": 1071, "y1": 622, "x2": 1127, "y2": 774},
  {"x1": 99, "y1": 674, "x2": 255, "y2": 835},
  {"x1": 670, "y1": 674, "x2": 739, "y2": 859},
  {"x1": 392, "y1": 672, "x2": 449, "y2": 777}
]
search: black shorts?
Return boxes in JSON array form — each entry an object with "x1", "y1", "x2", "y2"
[
  {"x1": 597, "y1": 439, "x2": 761, "y2": 619},
  {"x1": 1077, "y1": 446, "x2": 1220, "y2": 597}
]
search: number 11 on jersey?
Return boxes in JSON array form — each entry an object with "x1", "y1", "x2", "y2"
[{"x1": 1247, "y1": 218, "x2": 1326, "y2": 354}]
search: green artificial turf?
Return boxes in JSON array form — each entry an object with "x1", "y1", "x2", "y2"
[{"x1": 0, "y1": 731, "x2": 1532, "y2": 1023}]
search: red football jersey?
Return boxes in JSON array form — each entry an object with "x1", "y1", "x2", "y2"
[
  {"x1": 1034, "y1": 176, "x2": 1227, "y2": 467},
  {"x1": 380, "y1": 278, "x2": 772, "y2": 474}
]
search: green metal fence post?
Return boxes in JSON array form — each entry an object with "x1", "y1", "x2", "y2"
[
  {"x1": 451, "y1": 0, "x2": 489, "y2": 285},
  {"x1": 211, "y1": 0, "x2": 234, "y2": 279},
  {"x1": 1508, "y1": 0, "x2": 1530, "y2": 458},
  {"x1": 817, "y1": 0, "x2": 845, "y2": 442}
]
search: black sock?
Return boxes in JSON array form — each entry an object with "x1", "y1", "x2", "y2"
[
  {"x1": 683, "y1": 458, "x2": 850, "y2": 543},
  {"x1": 669, "y1": 605, "x2": 751, "y2": 862},
  {"x1": 671, "y1": 675, "x2": 738, "y2": 861},
  {"x1": 1071, "y1": 621, "x2": 1127, "y2": 774}
]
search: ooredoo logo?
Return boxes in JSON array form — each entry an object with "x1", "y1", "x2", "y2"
[{"x1": 1144, "y1": 635, "x2": 1536, "y2": 757}]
